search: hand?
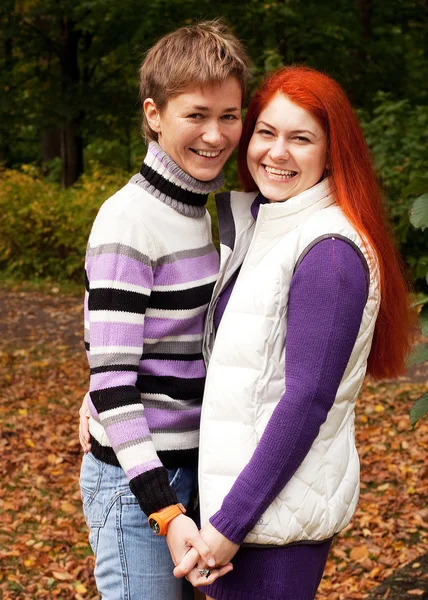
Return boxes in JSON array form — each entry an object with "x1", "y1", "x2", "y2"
[
  {"x1": 173, "y1": 522, "x2": 239, "y2": 587},
  {"x1": 79, "y1": 392, "x2": 91, "y2": 453},
  {"x1": 166, "y1": 514, "x2": 216, "y2": 569},
  {"x1": 175, "y1": 546, "x2": 233, "y2": 588}
]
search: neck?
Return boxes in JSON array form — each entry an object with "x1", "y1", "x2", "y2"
[{"x1": 130, "y1": 142, "x2": 224, "y2": 217}]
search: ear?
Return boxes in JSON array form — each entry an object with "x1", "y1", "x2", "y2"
[{"x1": 144, "y1": 98, "x2": 162, "y2": 134}]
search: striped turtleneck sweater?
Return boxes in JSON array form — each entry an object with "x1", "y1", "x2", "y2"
[{"x1": 84, "y1": 142, "x2": 222, "y2": 515}]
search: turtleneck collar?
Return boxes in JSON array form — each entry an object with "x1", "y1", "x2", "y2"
[{"x1": 129, "y1": 141, "x2": 225, "y2": 218}]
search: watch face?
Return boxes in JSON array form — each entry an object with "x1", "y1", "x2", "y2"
[{"x1": 149, "y1": 519, "x2": 161, "y2": 534}]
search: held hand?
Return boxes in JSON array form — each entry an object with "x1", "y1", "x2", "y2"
[
  {"x1": 79, "y1": 392, "x2": 91, "y2": 453},
  {"x1": 173, "y1": 522, "x2": 239, "y2": 587},
  {"x1": 166, "y1": 514, "x2": 216, "y2": 569}
]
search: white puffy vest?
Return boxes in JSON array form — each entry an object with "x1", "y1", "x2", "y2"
[{"x1": 199, "y1": 179, "x2": 380, "y2": 545}]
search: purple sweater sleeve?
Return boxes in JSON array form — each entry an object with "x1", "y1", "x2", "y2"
[{"x1": 209, "y1": 238, "x2": 369, "y2": 544}]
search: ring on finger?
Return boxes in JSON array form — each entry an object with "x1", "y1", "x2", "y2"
[{"x1": 198, "y1": 568, "x2": 211, "y2": 578}]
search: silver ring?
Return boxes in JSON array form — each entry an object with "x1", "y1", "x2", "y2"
[{"x1": 198, "y1": 568, "x2": 211, "y2": 578}]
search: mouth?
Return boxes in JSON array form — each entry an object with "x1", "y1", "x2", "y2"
[
  {"x1": 191, "y1": 149, "x2": 223, "y2": 159},
  {"x1": 263, "y1": 165, "x2": 297, "y2": 180}
]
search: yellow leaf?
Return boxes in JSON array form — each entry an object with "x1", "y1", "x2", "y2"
[
  {"x1": 350, "y1": 545, "x2": 369, "y2": 561},
  {"x1": 359, "y1": 414, "x2": 368, "y2": 423},
  {"x1": 407, "y1": 486, "x2": 416, "y2": 495},
  {"x1": 377, "y1": 483, "x2": 390, "y2": 491},
  {"x1": 375, "y1": 404, "x2": 385, "y2": 413},
  {"x1": 60, "y1": 501, "x2": 77, "y2": 514},
  {"x1": 75, "y1": 583, "x2": 87, "y2": 594},
  {"x1": 18, "y1": 408, "x2": 28, "y2": 416},
  {"x1": 52, "y1": 570, "x2": 73, "y2": 581},
  {"x1": 25, "y1": 438, "x2": 35, "y2": 448}
]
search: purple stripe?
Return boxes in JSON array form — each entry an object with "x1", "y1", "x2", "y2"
[
  {"x1": 105, "y1": 417, "x2": 151, "y2": 447},
  {"x1": 86, "y1": 253, "x2": 153, "y2": 287},
  {"x1": 144, "y1": 313, "x2": 205, "y2": 338},
  {"x1": 155, "y1": 252, "x2": 219, "y2": 286},
  {"x1": 127, "y1": 460, "x2": 163, "y2": 479},
  {"x1": 90, "y1": 322, "x2": 145, "y2": 347},
  {"x1": 141, "y1": 358, "x2": 205, "y2": 378},
  {"x1": 145, "y1": 407, "x2": 201, "y2": 430},
  {"x1": 90, "y1": 371, "x2": 138, "y2": 391}
]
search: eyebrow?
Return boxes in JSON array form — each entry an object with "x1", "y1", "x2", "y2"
[
  {"x1": 256, "y1": 121, "x2": 317, "y2": 137},
  {"x1": 190, "y1": 105, "x2": 241, "y2": 112}
]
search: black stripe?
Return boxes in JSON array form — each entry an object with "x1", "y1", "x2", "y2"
[
  {"x1": 89, "y1": 288, "x2": 150, "y2": 314},
  {"x1": 137, "y1": 375, "x2": 205, "y2": 400},
  {"x1": 90, "y1": 386, "x2": 141, "y2": 412},
  {"x1": 90, "y1": 364, "x2": 139, "y2": 375},
  {"x1": 84, "y1": 341, "x2": 90, "y2": 351},
  {"x1": 85, "y1": 269, "x2": 89, "y2": 292},
  {"x1": 150, "y1": 281, "x2": 215, "y2": 310},
  {"x1": 90, "y1": 436, "x2": 198, "y2": 471},
  {"x1": 141, "y1": 353, "x2": 203, "y2": 362},
  {"x1": 140, "y1": 164, "x2": 208, "y2": 207}
]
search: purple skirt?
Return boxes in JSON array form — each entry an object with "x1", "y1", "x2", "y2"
[{"x1": 200, "y1": 538, "x2": 332, "y2": 600}]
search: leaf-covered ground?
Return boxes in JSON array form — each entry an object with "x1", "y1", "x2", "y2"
[{"x1": 0, "y1": 286, "x2": 427, "y2": 600}]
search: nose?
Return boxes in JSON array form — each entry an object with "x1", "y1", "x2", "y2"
[
  {"x1": 269, "y1": 138, "x2": 290, "y2": 161},
  {"x1": 202, "y1": 121, "x2": 222, "y2": 145}
]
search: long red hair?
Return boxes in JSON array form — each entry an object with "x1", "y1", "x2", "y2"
[{"x1": 238, "y1": 66, "x2": 415, "y2": 379}]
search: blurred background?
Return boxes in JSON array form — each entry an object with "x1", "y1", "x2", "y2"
[{"x1": 0, "y1": 0, "x2": 427, "y2": 292}]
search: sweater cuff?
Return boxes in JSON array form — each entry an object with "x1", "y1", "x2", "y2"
[
  {"x1": 129, "y1": 466, "x2": 178, "y2": 516},
  {"x1": 209, "y1": 510, "x2": 249, "y2": 545}
]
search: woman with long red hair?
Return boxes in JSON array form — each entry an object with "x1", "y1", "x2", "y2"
[{"x1": 175, "y1": 66, "x2": 415, "y2": 599}]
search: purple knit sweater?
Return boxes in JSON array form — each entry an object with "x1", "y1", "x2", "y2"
[
  {"x1": 202, "y1": 196, "x2": 369, "y2": 600},
  {"x1": 84, "y1": 142, "x2": 222, "y2": 516}
]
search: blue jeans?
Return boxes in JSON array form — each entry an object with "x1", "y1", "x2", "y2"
[{"x1": 80, "y1": 452, "x2": 198, "y2": 600}]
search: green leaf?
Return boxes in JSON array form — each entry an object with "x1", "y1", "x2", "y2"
[
  {"x1": 420, "y1": 304, "x2": 428, "y2": 337},
  {"x1": 403, "y1": 176, "x2": 428, "y2": 199},
  {"x1": 409, "y1": 193, "x2": 428, "y2": 230},
  {"x1": 410, "y1": 392, "x2": 428, "y2": 427},
  {"x1": 407, "y1": 343, "x2": 428, "y2": 366}
]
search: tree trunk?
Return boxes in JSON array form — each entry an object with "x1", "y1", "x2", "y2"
[
  {"x1": 58, "y1": 17, "x2": 83, "y2": 187},
  {"x1": 41, "y1": 129, "x2": 61, "y2": 162},
  {"x1": 60, "y1": 123, "x2": 83, "y2": 188}
]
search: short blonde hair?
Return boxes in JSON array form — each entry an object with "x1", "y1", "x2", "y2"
[{"x1": 139, "y1": 19, "x2": 251, "y2": 141}]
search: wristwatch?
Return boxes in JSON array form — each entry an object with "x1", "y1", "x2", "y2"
[{"x1": 148, "y1": 503, "x2": 186, "y2": 535}]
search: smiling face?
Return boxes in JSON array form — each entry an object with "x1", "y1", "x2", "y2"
[
  {"x1": 144, "y1": 76, "x2": 242, "y2": 181},
  {"x1": 247, "y1": 93, "x2": 328, "y2": 203}
]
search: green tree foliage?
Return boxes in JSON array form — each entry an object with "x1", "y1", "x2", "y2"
[{"x1": 1, "y1": 0, "x2": 427, "y2": 290}]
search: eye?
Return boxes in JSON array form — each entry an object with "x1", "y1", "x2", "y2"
[
  {"x1": 293, "y1": 136, "x2": 310, "y2": 143},
  {"x1": 221, "y1": 113, "x2": 240, "y2": 121},
  {"x1": 187, "y1": 113, "x2": 204, "y2": 120},
  {"x1": 256, "y1": 128, "x2": 274, "y2": 136}
]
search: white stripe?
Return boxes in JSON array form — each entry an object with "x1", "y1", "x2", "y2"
[
  {"x1": 90, "y1": 280, "x2": 151, "y2": 295},
  {"x1": 117, "y1": 441, "x2": 160, "y2": 471},
  {"x1": 90, "y1": 311, "x2": 146, "y2": 324},
  {"x1": 152, "y1": 430, "x2": 199, "y2": 450},
  {"x1": 146, "y1": 154, "x2": 198, "y2": 193},
  {"x1": 147, "y1": 305, "x2": 207, "y2": 320},
  {"x1": 90, "y1": 345, "x2": 142, "y2": 355},
  {"x1": 152, "y1": 273, "x2": 217, "y2": 292},
  {"x1": 144, "y1": 334, "x2": 203, "y2": 344},
  {"x1": 101, "y1": 403, "x2": 144, "y2": 420}
]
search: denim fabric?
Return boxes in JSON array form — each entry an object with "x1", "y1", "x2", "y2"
[{"x1": 80, "y1": 453, "x2": 197, "y2": 600}]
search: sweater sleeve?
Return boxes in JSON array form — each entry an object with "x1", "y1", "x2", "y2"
[
  {"x1": 85, "y1": 203, "x2": 178, "y2": 515},
  {"x1": 209, "y1": 237, "x2": 369, "y2": 543}
]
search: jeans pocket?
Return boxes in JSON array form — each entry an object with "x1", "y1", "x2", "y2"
[{"x1": 80, "y1": 452, "x2": 103, "y2": 511}]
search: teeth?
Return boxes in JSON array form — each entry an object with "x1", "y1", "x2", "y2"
[
  {"x1": 264, "y1": 166, "x2": 296, "y2": 177},
  {"x1": 195, "y1": 150, "x2": 221, "y2": 158}
]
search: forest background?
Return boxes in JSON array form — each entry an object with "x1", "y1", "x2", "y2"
[{"x1": 0, "y1": 1, "x2": 427, "y2": 599}]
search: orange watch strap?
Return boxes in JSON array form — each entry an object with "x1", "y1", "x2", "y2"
[{"x1": 148, "y1": 503, "x2": 186, "y2": 535}]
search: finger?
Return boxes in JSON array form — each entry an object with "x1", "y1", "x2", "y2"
[
  {"x1": 187, "y1": 563, "x2": 233, "y2": 588},
  {"x1": 173, "y1": 547, "x2": 199, "y2": 578},
  {"x1": 187, "y1": 533, "x2": 216, "y2": 568}
]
